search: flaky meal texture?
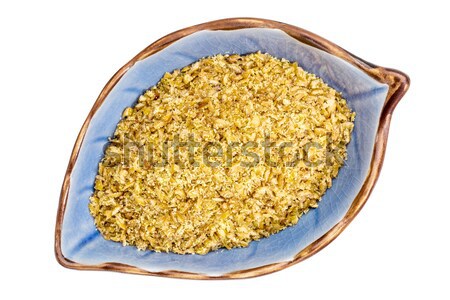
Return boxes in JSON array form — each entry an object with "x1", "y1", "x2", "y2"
[{"x1": 89, "y1": 52, "x2": 355, "y2": 254}]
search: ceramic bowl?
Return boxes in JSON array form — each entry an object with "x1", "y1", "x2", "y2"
[{"x1": 55, "y1": 18, "x2": 409, "y2": 279}]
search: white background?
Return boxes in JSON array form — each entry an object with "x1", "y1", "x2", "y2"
[{"x1": 1, "y1": 0, "x2": 449, "y2": 299}]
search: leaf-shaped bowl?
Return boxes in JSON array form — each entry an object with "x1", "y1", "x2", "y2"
[{"x1": 55, "y1": 18, "x2": 409, "y2": 279}]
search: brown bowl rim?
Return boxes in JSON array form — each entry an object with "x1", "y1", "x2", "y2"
[{"x1": 54, "y1": 17, "x2": 410, "y2": 280}]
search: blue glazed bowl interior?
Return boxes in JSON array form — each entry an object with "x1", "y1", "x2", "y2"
[{"x1": 61, "y1": 28, "x2": 388, "y2": 276}]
